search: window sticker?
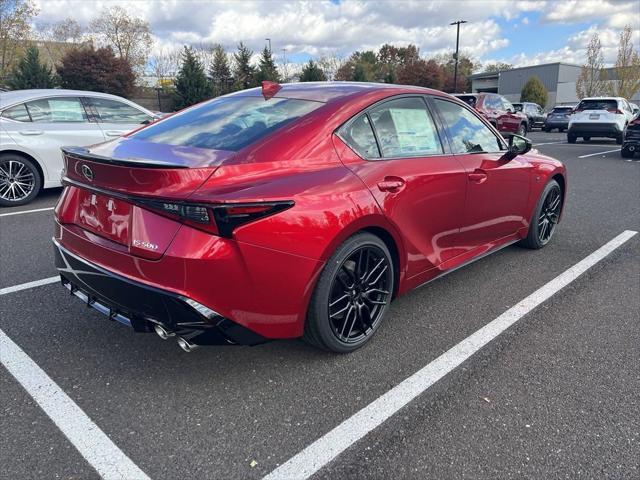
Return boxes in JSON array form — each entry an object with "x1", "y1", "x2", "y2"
[{"x1": 388, "y1": 108, "x2": 440, "y2": 155}]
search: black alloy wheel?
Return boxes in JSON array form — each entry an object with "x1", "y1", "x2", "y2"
[
  {"x1": 304, "y1": 233, "x2": 394, "y2": 353},
  {"x1": 521, "y1": 179, "x2": 562, "y2": 249}
]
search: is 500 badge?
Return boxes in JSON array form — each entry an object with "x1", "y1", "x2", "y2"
[{"x1": 133, "y1": 239, "x2": 158, "y2": 251}]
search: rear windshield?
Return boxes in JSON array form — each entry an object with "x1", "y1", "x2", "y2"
[
  {"x1": 576, "y1": 99, "x2": 617, "y2": 111},
  {"x1": 551, "y1": 107, "x2": 573, "y2": 113},
  {"x1": 456, "y1": 95, "x2": 477, "y2": 107},
  {"x1": 132, "y1": 96, "x2": 323, "y2": 151}
]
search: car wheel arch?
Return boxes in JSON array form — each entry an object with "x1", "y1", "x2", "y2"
[{"x1": 0, "y1": 149, "x2": 45, "y2": 186}]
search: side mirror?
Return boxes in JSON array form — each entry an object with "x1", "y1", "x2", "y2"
[{"x1": 505, "y1": 134, "x2": 532, "y2": 160}]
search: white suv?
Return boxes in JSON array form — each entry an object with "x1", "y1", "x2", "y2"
[
  {"x1": 0, "y1": 89, "x2": 158, "y2": 206},
  {"x1": 568, "y1": 97, "x2": 635, "y2": 144}
]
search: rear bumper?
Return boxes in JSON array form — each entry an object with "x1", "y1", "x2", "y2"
[
  {"x1": 54, "y1": 239, "x2": 268, "y2": 345},
  {"x1": 568, "y1": 123, "x2": 622, "y2": 135},
  {"x1": 544, "y1": 119, "x2": 569, "y2": 128}
]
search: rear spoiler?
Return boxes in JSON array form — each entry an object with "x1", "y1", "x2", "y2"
[{"x1": 62, "y1": 146, "x2": 189, "y2": 169}]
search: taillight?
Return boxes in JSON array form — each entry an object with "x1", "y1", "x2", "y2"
[
  {"x1": 607, "y1": 108, "x2": 624, "y2": 114},
  {"x1": 137, "y1": 199, "x2": 293, "y2": 237}
]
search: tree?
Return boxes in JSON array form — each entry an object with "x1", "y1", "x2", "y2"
[
  {"x1": 208, "y1": 44, "x2": 233, "y2": 96},
  {"x1": 396, "y1": 58, "x2": 445, "y2": 90},
  {"x1": 482, "y1": 62, "x2": 512, "y2": 73},
  {"x1": 610, "y1": 24, "x2": 640, "y2": 100},
  {"x1": 377, "y1": 44, "x2": 419, "y2": 83},
  {"x1": 316, "y1": 54, "x2": 343, "y2": 81},
  {"x1": 576, "y1": 32, "x2": 607, "y2": 99},
  {"x1": 6, "y1": 44, "x2": 55, "y2": 89},
  {"x1": 255, "y1": 46, "x2": 279, "y2": 83},
  {"x1": 520, "y1": 76, "x2": 548, "y2": 107},
  {"x1": 173, "y1": 46, "x2": 210, "y2": 110},
  {"x1": 0, "y1": 0, "x2": 37, "y2": 81},
  {"x1": 233, "y1": 42, "x2": 256, "y2": 90},
  {"x1": 434, "y1": 52, "x2": 477, "y2": 92},
  {"x1": 299, "y1": 60, "x2": 326, "y2": 82},
  {"x1": 57, "y1": 45, "x2": 135, "y2": 98},
  {"x1": 335, "y1": 50, "x2": 377, "y2": 81},
  {"x1": 148, "y1": 47, "x2": 181, "y2": 85},
  {"x1": 90, "y1": 6, "x2": 152, "y2": 75}
]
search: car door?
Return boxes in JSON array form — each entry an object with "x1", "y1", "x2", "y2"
[
  {"x1": 85, "y1": 96, "x2": 154, "y2": 139},
  {"x1": 501, "y1": 97, "x2": 521, "y2": 133},
  {"x1": 432, "y1": 97, "x2": 532, "y2": 251},
  {"x1": 17, "y1": 97, "x2": 105, "y2": 185},
  {"x1": 334, "y1": 96, "x2": 467, "y2": 279}
]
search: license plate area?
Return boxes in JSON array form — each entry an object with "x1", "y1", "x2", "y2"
[
  {"x1": 76, "y1": 190, "x2": 131, "y2": 245},
  {"x1": 589, "y1": 113, "x2": 600, "y2": 120}
]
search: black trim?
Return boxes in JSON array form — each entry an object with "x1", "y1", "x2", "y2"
[
  {"x1": 63, "y1": 146, "x2": 189, "y2": 169},
  {"x1": 53, "y1": 239, "x2": 268, "y2": 346}
]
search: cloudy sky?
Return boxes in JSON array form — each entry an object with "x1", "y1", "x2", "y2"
[{"x1": 32, "y1": 0, "x2": 640, "y2": 68}]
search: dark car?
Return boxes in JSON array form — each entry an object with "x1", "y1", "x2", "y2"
[
  {"x1": 454, "y1": 93, "x2": 529, "y2": 135},
  {"x1": 544, "y1": 105, "x2": 575, "y2": 132},
  {"x1": 513, "y1": 102, "x2": 546, "y2": 129},
  {"x1": 621, "y1": 113, "x2": 640, "y2": 158},
  {"x1": 53, "y1": 82, "x2": 566, "y2": 354}
]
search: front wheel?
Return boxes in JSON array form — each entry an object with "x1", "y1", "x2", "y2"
[
  {"x1": 520, "y1": 179, "x2": 562, "y2": 249},
  {"x1": 516, "y1": 123, "x2": 527, "y2": 136},
  {"x1": 304, "y1": 232, "x2": 394, "y2": 353},
  {"x1": 0, "y1": 154, "x2": 42, "y2": 207},
  {"x1": 567, "y1": 133, "x2": 577, "y2": 144},
  {"x1": 621, "y1": 146, "x2": 634, "y2": 158}
]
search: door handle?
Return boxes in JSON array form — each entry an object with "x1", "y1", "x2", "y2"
[
  {"x1": 104, "y1": 130, "x2": 126, "y2": 137},
  {"x1": 19, "y1": 130, "x2": 44, "y2": 136},
  {"x1": 377, "y1": 176, "x2": 406, "y2": 192},
  {"x1": 468, "y1": 170, "x2": 488, "y2": 184}
]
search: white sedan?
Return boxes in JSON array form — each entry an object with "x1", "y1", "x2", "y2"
[{"x1": 0, "y1": 89, "x2": 159, "y2": 206}]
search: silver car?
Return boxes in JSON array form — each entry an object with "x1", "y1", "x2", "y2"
[{"x1": 0, "y1": 89, "x2": 159, "y2": 206}]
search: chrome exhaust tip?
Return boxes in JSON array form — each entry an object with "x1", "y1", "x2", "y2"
[
  {"x1": 177, "y1": 336, "x2": 199, "y2": 353},
  {"x1": 154, "y1": 324, "x2": 175, "y2": 340}
]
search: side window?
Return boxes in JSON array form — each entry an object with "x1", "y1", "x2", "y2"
[
  {"x1": 88, "y1": 97, "x2": 151, "y2": 124},
  {"x1": 340, "y1": 114, "x2": 380, "y2": 159},
  {"x1": 368, "y1": 97, "x2": 443, "y2": 158},
  {"x1": 26, "y1": 97, "x2": 88, "y2": 123},
  {"x1": 485, "y1": 95, "x2": 499, "y2": 110},
  {"x1": 1, "y1": 103, "x2": 31, "y2": 122},
  {"x1": 434, "y1": 99, "x2": 503, "y2": 154},
  {"x1": 502, "y1": 98, "x2": 514, "y2": 111}
]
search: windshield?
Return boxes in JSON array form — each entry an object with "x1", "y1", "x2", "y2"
[
  {"x1": 456, "y1": 95, "x2": 477, "y2": 108},
  {"x1": 133, "y1": 96, "x2": 323, "y2": 151},
  {"x1": 551, "y1": 107, "x2": 573, "y2": 113},
  {"x1": 576, "y1": 99, "x2": 617, "y2": 111}
]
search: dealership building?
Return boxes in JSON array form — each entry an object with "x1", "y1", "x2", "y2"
[{"x1": 468, "y1": 62, "x2": 640, "y2": 109}]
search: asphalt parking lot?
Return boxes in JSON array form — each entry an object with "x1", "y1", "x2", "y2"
[{"x1": 1, "y1": 131, "x2": 639, "y2": 479}]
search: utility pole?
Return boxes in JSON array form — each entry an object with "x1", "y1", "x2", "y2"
[
  {"x1": 265, "y1": 38, "x2": 271, "y2": 53},
  {"x1": 450, "y1": 20, "x2": 467, "y2": 92}
]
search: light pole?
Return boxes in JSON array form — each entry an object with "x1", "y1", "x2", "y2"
[
  {"x1": 450, "y1": 20, "x2": 467, "y2": 92},
  {"x1": 265, "y1": 38, "x2": 271, "y2": 52}
]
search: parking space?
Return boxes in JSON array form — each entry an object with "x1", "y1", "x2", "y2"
[{"x1": 1, "y1": 131, "x2": 638, "y2": 479}]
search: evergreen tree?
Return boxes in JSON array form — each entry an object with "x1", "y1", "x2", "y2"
[
  {"x1": 520, "y1": 76, "x2": 548, "y2": 108},
  {"x1": 352, "y1": 63, "x2": 367, "y2": 81},
  {"x1": 7, "y1": 45, "x2": 56, "y2": 89},
  {"x1": 299, "y1": 60, "x2": 327, "y2": 82},
  {"x1": 173, "y1": 46, "x2": 211, "y2": 110},
  {"x1": 233, "y1": 42, "x2": 256, "y2": 90},
  {"x1": 208, "y1": 44, "x2": 233, "y2": 96},
  {"x1": 255, "y1": 46, "x2": 279, "y2": 83}
]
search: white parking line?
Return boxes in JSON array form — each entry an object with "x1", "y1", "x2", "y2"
[
  {"x1": 0, "y1": 206, "x2": 54, "y2": 217},
  {"x1": 263, "y1": 230, "x2": 638, "y2": 480},
  {"x1": 0, "y1": 330, "x2": 151, "y2": 480},
  {"x1": 533, "y1": 141, "x2": 566, "y2": 146},
  {"x1": 0, "y1": 276, "x2": 59, "y2": 296},
  {"x1": 578, "y1": 148, "x2": 621, "y2": 158}
]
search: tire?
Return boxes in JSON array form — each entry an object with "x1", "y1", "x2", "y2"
[
  {"x1": 543, "y1": 127, "x2": 551, "y2": 132},
  {"x1": 621, "y1": 146, "x2": 634, "y2": 158},
  {"x1": 516, "y1": 123, "x2": 527, "y2": 136},
  {"x1": 520, "y1": 179, "x2": 562, "y2": 250},
  {"x1": 0, "y1": 154, "x2": 42, "y2": 207},
  {"x1": 304, "y1": 232, "x2": 394, "y2": 353},
  {"x1": 583, "y1": 136, "x2": 591, "y2": 142},
  {"x1": 567, "y1": 133, "x2": 577, "y2": 144}
]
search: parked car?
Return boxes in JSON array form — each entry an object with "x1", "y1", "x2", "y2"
[
  {"x1": 53, "y1": 82, "x2": 566, "y2": 353},
  {"x1": 454, "y1": 92, "x2": 529, "y2": 136},
  {"x1": 0, "y1": 89, "x2": 159, "y2": 206},
  {"x1": 544, "y1": 105, "x2": 575, "y2": 132},
  {"x1": 513, "y1": 102, "x2": 546, "y2": 129},
  {"x1": 630, "y1": 103, "x2": 639, "y2": 115},
  {"x1": 621, "y1": 112, "x2": 640, "y2": 158},
  {"x1": 567, "y1": 97, "x2": 635, "y2": 144}
]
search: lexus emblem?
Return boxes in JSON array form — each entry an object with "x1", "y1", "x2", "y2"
[{"x1": 81, "y1": 164, "x2": 94, "y2": 182}]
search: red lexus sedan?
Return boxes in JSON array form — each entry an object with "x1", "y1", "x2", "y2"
[{"x1": 54, "y1": 82, "x2": 566, "y2": 353}]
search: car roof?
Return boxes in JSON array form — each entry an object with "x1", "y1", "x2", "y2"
[
  {"x1": 230, "y1": 82, "x2": 443, "y2": 103},
  {"x1": 579, "y1": 97, "x2": 624, "y2": 101},
  {"x1": 0, "y1": 89, "x2": 153, "y2": 113}
]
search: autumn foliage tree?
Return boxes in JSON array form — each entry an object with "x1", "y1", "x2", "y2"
[
  {"x1": 576, "y1": 32, "x2": 607, "y2": 98},
  {"x1": 396, "y1": 58, "x2": 444, "y2": 90},
  {"x1": 610, "y1": 24, "x2": 640, "y2": 100},
  {"x1": 57, "y1": 46, "x2": 135, "y2": 97}
]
